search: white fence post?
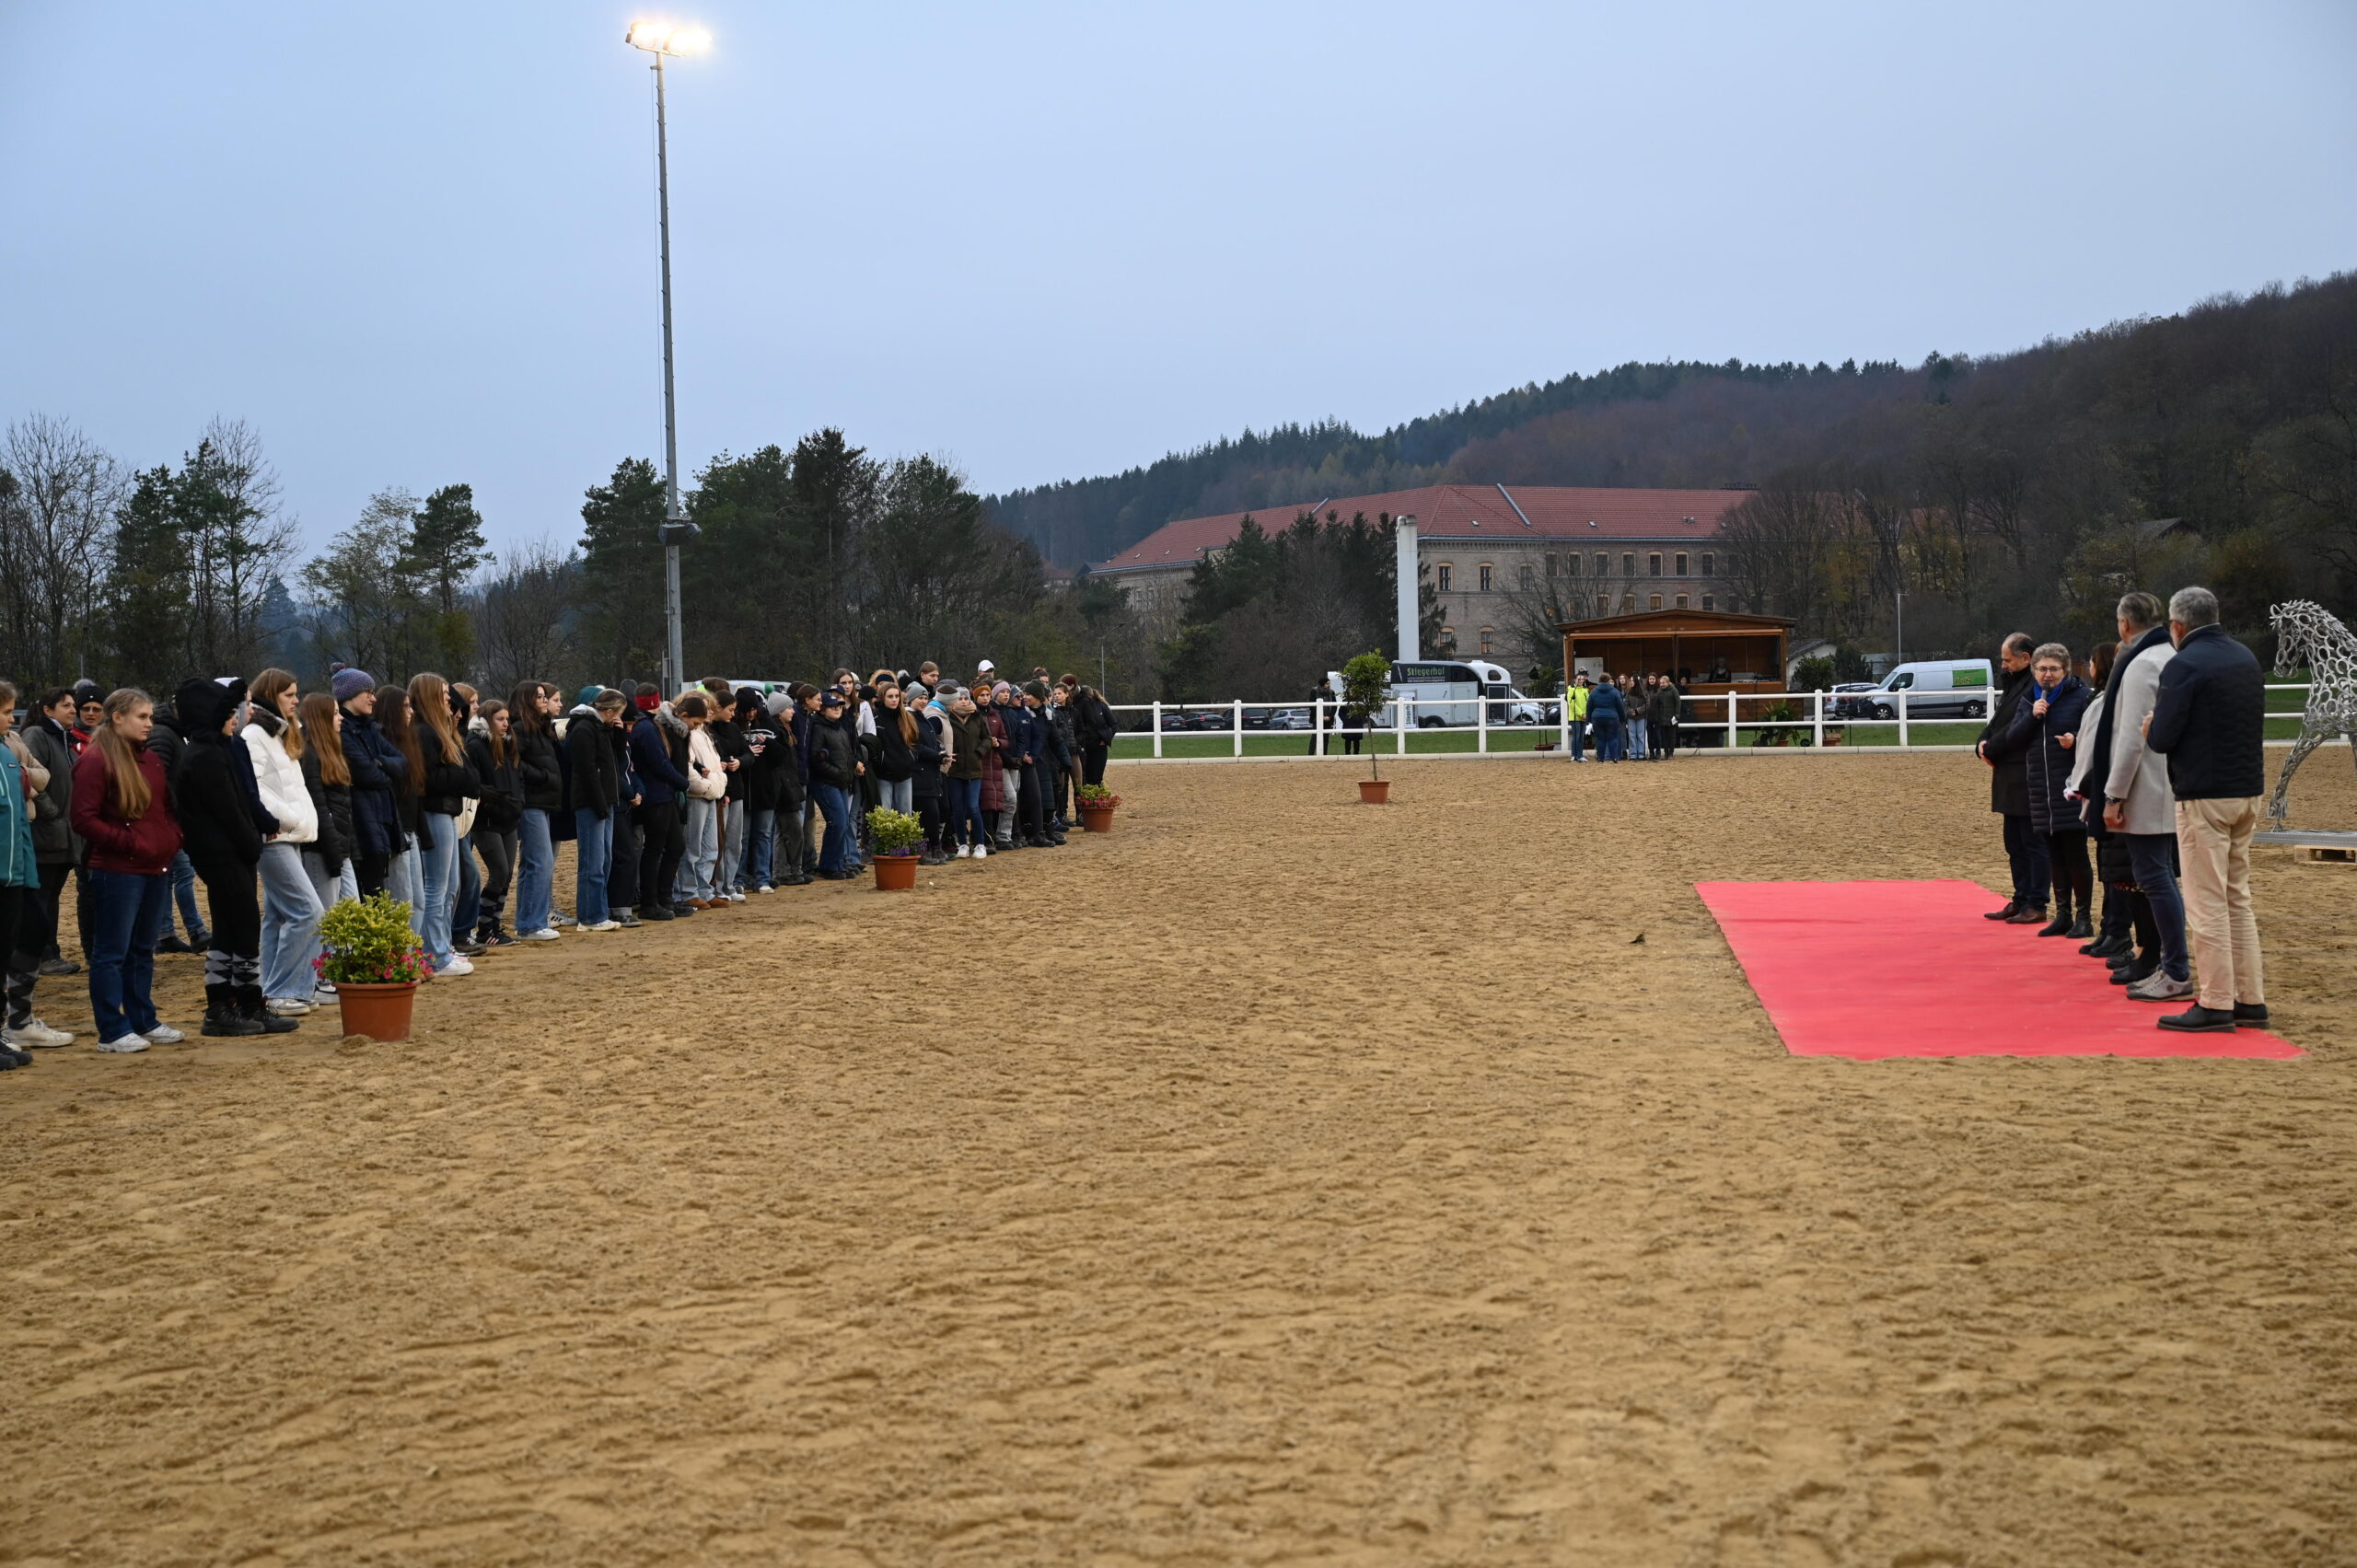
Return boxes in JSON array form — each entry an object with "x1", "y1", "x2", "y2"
[
  {"x1": 1725, "y1": 690, "x2": 1738, "y2": 750},
  {"x1": 1316, "y1": 698, "x2": 1326, "y2": 757},
  {"x1": 1233, "y1": 698, "x2": 1243, "y2": 757},
  {"x1": 1558, "y1": 691, "x2": 1570, "y2": 756},
  {"x1": 1478, "y1": 691, "x2": 1490, "y2": 753},
  {"x1": 1812, "y1": 691, "x2": 1825, "y2": 749},
  {"x1": 1152, "y1": 701, "x2": 1163, "y2": 759},
  {"x1": 1396, "y1": 696, "x2": 1408, "y2": 756},
  {"x1": 1898, "y1": 689, "x2": 1910, "y2": 749}
]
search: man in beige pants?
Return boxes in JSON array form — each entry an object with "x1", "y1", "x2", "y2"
[{"x1": 2143, "y1": 586, "x2": 2270, "y2": 1033}]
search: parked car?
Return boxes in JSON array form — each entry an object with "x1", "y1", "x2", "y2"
[{"x1": 1266, "y1": 708, "x2": 1313, "y2": 730}]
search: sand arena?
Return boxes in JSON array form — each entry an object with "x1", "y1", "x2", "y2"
[{"x1": 3, "y1": 752, "x2": 2352, "y2": 1566}]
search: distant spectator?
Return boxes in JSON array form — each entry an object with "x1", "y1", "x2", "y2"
[
  {"x1": 1975, "y1": 633, "x2": 2049, "y2": 923},
  {"x1": 2144, "y1": 586, "x2": 2270, "y2": 1033},
  {"x1": 2012, "y1": 643, "x2": 2093, "y2": 938}
]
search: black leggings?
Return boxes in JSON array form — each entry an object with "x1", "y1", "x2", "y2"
[
  {"x1": 915, "y1": 792, "x2": 946, "y2": 852},
  {"x1": 3, "y1": 882, "x2": 52, "y2": 970},
  {"x1": 355, "y1": 851, "x2": 389, "y2": 899},
  {"x1": 637, "y1": 799, "x2": 684, "y2": 911},
  {"x1": 2043, "y1": 829, "x2": 2093, "y2": 917},
  {"x1": 191, "y1": 859, "x2": 261, "y2": 958},
  {"x1": 476, "y1": 829, "x2": 517, "y2": 918}
]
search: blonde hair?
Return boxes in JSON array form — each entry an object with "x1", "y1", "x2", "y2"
[
  {"x1": 97, "y1": 688, "x2": 155, "y2": 819},
  {"x1": 406, "y1": 672, "x2": 463, "y2": 775}
]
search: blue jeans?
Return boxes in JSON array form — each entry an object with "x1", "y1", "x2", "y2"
[
  {"x1": 419, "y1": 813, "x2": 461, "y2": 970},
  {"x1": 1570, "y1": 718, "x2": 1586, "y2": 761},
  {"x1": 168, "y1": 850, "x2": 207, "y2": 940},
  {"x1": 877, "y1": 776, "x2": 912, "y2": 813},
  {"x1": 453, "y1": 831, "x2": 481, "y2": 935},
  {"x1": 720, "y1": 800, "x2": 748, "y2": 892},
  {"x1": 517, "y1": 807, "x2": 554, "y2": 934},
  {"x1": 745, "y1": 808, "x2": 776, "y2": 888},
  {"x1": 574, "y1": 807, "x2": 612, "y2": 924},
  {"x1": 1593, "y1": 719, "x2": 1623, "y2": 761},
  {"x1": 389, "y1": 842, "x2": 422, "y2": 922},
  {"x1": 87, "y1": 869, "x2": 169, "y2": 1040},
  {"x1": 1628, "y1": 717, "x2": 1650, "y2": 758},
  {"x1": 2127, "y1": 832, "x2": 2190, "y2": 981},
  {"x1": 257, "y1": 842, "x2": 327, "y2": 1002},
  {"x1": 947, "y1": 778, "x2": 985, "y2": 847},
  {"x1": 812, "y1": 783, "x2": 854, "y2": 873},
  {"x1": 676, "y1": 796, "x2": 719, "y2": 899}
]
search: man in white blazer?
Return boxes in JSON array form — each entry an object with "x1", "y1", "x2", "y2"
[{"x1": 2100, "y1": 591, "x2": 2189, "y2": 1001}]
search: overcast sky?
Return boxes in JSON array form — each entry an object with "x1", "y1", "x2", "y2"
[{"x1": 5, "y1": 0, "x2": 2353, "y2": 557}]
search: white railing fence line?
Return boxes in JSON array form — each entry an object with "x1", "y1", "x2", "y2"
[{"x1": 1098, "y1": 685, "x2": 2323, "y2": 763}]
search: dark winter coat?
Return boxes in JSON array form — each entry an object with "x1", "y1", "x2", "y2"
[
  {"x1": 2009, "y1": 673, "x2": 2093, "y2": 834},
  {"x1": 23, "y1": 713, "x2": 79, "y2": 865},
  {"x1": 415, "y1": 720, "x2": 476, "y2": 821},
  {"x1": 996, "y1": 701, "x2": 1041, "y2": 765},
  {"x1": 171, "y1": 679, "x2": 267, "y2": 870},
  {"x1": 516, "y1": 720, "x2": 563, "y2": 813},
  {"x1": 469, "y1": 732, "x2": 527, "y2": 833},
  {"x1": 563, "y1": 712, "x2": 620, "y2": 818},
  {"x1": 708, "y1": 718, "x2": 750, "y2": 803},
  {"x1": 70, "y1": 741, "x2": 180, "y2": 875},
  {"x1": 807, "y1": 720, "x2": 859, "y2": 789},
  {"x1": 869, "y1": 712, "x2": 917, "y2": 783},
  {"x1": 911, "y1": 708, "x2": 947, "y2": 797},
  {"x1": 1035, "y1": 702, "x2": 1073, "y2": 771},
  {"x1": 630, "y1": 713, "x2": 691, "y2": 806},
  {"x1": 1648, "y1": 683, "x2": 1683, "y2": 729},
  {"x1": 1076, "y1": 691, "x2": 1119, "y2": 748},
  {"x1": 300, "y1": 745, "x2": 354, "y2": 875},
  {"x1": 340, "y1": 706, "x2": 406, "y2": 860},
  {"x1": 741, "y1": 711, "x2": 789, "y2": 812},
  {"x1": 1586, "y1": 682, "x2": 1627, "y2": 727},
  {"x1": 2146, "y1": 623, "x2": 2269, "y2": 802},
  {"x1": 946, "y1": 709, "x2": 992, "y2": 782},
  {"x1": 1977, "y1": 663, "x2": 2037, "y2": 817}
]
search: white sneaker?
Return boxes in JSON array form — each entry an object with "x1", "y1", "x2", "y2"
[
  {"x1": 582, "y1": 919, "x2": 621, "y2": 933},
  {"x1": 266, "y1": 997, "x2": 312, "y2": 1016},
  {"x1": 519, "y1": 928, "x2": 561, "y2": 942},
  {"x1": 437, "y1": 956, "x2": 475, "y2": 976},
  {"x1": 310, "y1": 990, "x2": 338, "y2": 1008},
  {"x1": 2128, "y1": 970, "x2": 2192, "y2": 1002},
  {"x1": 727, "y1": 890, "x2": 747, "y2": 903},
  {"x1": 954, "y1": 843, "x2": 970, "y2": 858},
  {"x1": 314, "y1": 981, "x2": 337, "y2": 996},
  {"x1": 97, "y1": 1034, "x2": 150, "y2": 1053},
  {"x1": 6, "y1": 1017, "x2": 75, "y2": 1048},
  {"x1": 143, "y1": 1024, "x2": 186, "y2": 1044},
  {"x1": 971, "y1": 842, "x2": 988, "y2": 859},
  {"x1": 551, "y1": 912, "x2": 575, "y2": 926}
]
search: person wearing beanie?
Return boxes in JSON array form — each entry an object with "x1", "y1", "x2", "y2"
[
  {"x1": 171, "y1": 677, "x2": 292, "y2": 1038},
  {"x1": 335, "y1": 671, "x2": 404, "y2": 898}
]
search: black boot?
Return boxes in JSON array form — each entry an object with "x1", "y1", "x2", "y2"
[
  {"x1": 2065, "y1": 913, "x2": 2093, "y2": 940},
  {"x1": 2036, "y1": 900, "x2": 2074, "y2": 937},
  {"x1": 201, "y1": 983, "x2": 264, "y2": 1038},
  {"x1": 243, "y1": 982, "x2": 299, "y2": 1034}
]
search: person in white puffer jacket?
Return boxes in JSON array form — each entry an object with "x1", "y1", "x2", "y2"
[{"x1": 242, "y1": 669, "x2": 328, "y2": 1016}]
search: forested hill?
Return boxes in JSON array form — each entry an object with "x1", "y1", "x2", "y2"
[{"x1": 984, "y1": 275, "x2": 2357, "y2": 593}]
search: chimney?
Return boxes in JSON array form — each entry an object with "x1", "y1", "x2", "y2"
[{"x1": 1395, "y1": 514, "x2": 1420, "y2": 664}]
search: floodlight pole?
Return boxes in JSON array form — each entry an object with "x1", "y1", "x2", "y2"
[{"x1": 637, "y1": 35, "x2": 699, "y2": 691}]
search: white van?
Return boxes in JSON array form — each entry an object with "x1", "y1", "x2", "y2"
[
  {"x1": 1324, "y1": 661, "x2": 1550, "y2": 726},
  {"x1": 1829, "y1": 658, "x2": 1994, "y2": 720}
]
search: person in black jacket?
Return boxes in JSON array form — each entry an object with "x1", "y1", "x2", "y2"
[
  {"x1": 406, "y1": 673, "x2": 480, "y2": 975},
  {"x1": 2144, "y1": 586, "x2": 2270, "y2": 1033},
  {"x1": 2009, "y1": 644, "x2": 2095, "y2": 939},
  {"x1": 563, "y1": 690, "x2": 622, "y2": 928},
  {"x1": 509, "y1": 681, "x2": 564, "y2": 939},
  {"x1": 706, "y1": 688, "x2": 751, "y2": 900},
  {"x1": 737, "y1": 688, "x2": 788, "y2": 891},
  {"x1": 1074, "y1": 684, "x2": 1118, "y2": 787},
  {"x1": 144, "y1": 698, "x2": 213, "y2": 956},
  {"x1": 629, "y1": 687, "x2": 694, "y2": 918},
  {"x1": 1973, "y1": 633, "x2": 2049, "y2": 923},
  {"x1": 807, "y1": 690, "x2": 862, "y2": 879},
  {"x1": 1017, "y1": 682, "x2": 1058, "y2": 848},
  {"x1": 602, "y1": 694, "x2": 644, "y2": 923},
  {"x1": 172, "y1": 677, "x2": 293, "y2": 1039},
  {"x1": 910, "y1": 691, "x2": 949, "y2": 864},
  {"x1": 333, "y1": 668, "x2": 402, "y2": 898},
  {"x1": 470, "y1": 698, "x2": 528, "y2": 947},
  {"x1": 296, "y1": 692, "x2": 354, "y2": 985}
]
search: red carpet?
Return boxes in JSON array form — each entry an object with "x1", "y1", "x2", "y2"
[{"x1": 1696, "y1": 879, "x2": 2301, "y2": 1060}]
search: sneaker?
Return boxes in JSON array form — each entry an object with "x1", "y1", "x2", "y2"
[
  {"x1": 154, "y1": 934, "x2": 192, "y2": 955},
  {"x1": 37, "y1": 956, "x2": 80, "y2": 976},
  {"x1": 2157, "y1": 1003, "x2": 2235, "y2": 1033},
  {"x1": 97, "y1": 1034, "x2": 151, "y2": 1053},
  {"x1": 754, "y1": 884, "x2": 775, "y2": 894},
  {"x1": 265, "y1": 997, "x2": 312, "y2": 1016},
  {"x1": 143, "y1": 1024, "x2": 186, "y2": 1045},
  {"x1": 437, "y1": 956, "x2": 475, "y2": 977},
  {"x1": 581, "y1": 919, "x2": 621, "y2": 933},
  {"x1": 954, "y1": 843, "x2": 970, "y2": 858},
  {"x1": 2127, "y1": 970, "x2": 2193, "y2": 1003},
  {"x1": 971, "y1": 843, "x2": 988, "y2": 859},
  {"x1": 727, "y1": 890, "x2": 747, "y2": 903},
  {"x1": 614, "y1": 911, "x2": 642, "y2": 928},
  {"x1": 551, "y1": 912, "x2": 575, "y2": 927},
  {"x1": 518, "y1": 928, "x2": 562, "y2": 942},
  {"x1": 642, "y1": 906, "x2": 676, "y2": 921},
  {"x1": 6, "y1": 1017, "x2": 75, "y2": 1048},
  {"x1": 453, "y1": 938, "x2": 486, "y2": 958},
  {"x1": 314, "y1": 981, "x2": 338, "y2": 996},
  {"x1": 0, "y1": 1041, "x2": 29, "y2": 1067},
  {"x1": 2232, "y1": 1003, "x2": 2270, "y2": 1028},
  {"x1": 2110, "y1": 961, "x2": 2156, "y2": 987},
  {"x1": 670, "y1": 903, "x2": 697, "y2": 917}
]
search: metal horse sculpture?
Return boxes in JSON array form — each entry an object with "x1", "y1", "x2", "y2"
[{"x1": 2266, "y1": 599, "x2": 2357, "y2": 828}]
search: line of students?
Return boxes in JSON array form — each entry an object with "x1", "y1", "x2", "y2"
[{"x1": 0, "y1": 662, "x2": 1125, "y2": 1065}]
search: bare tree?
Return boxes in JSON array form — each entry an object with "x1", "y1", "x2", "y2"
[
  {"x1": 180, "y1": 417, "x2": 298, "y2": 673},
  {"x1": 472, "y1": 536, "x2": 584, "y2": 692},
  {"x1": 1, "y1": 413, "x2": 123, "y2": 684}
]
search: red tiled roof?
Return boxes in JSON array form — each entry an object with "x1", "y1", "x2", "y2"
[{"x1": 1092, "y1": 484, "x2": 1752, "y2": 572}]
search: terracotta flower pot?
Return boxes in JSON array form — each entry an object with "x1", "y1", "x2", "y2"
[
  {"x1": 1359, "y1": 779, "x2": 1391, "y2": 804},
  {"x1": 1079, "y1": 805, "x2": 1116, "y2": 833},
  {"x1": 873, "y1": 852, "x2": 920, "y2": 890},
  {"x1": 335, "y1": 981, "x2": 420, "y2": 1041}
]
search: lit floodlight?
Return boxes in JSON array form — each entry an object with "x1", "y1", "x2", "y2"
[{"x1": 625, "y1": 20, "x2": 708, "y2": 55}]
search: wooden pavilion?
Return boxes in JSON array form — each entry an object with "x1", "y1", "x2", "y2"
[{"x1": 1559, "y1": 608, "x2": 1796, "y2": 695}]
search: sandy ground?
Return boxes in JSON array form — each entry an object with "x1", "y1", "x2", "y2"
[{"x1": 3, "y1": 752, "x2": 2354, "y2": 1568}]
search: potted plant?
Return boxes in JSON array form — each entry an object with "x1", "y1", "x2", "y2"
[
  {"x1": 315, "y1": 891, "x2": 433, "y2": 1040},
  {"x1": 866, "y1": 807, "x2": 924, "y2": 889},
  {"x1": 1341, "y1": 651, "x2": 1392, "y2": 802},
  {"x1": 1075, "y1": 783, "x2": 1122, "y2": 832}
]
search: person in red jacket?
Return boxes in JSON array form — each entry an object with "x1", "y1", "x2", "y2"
[{"x1": 69, "y1": 688, "x2": 185, "y2": 1052}]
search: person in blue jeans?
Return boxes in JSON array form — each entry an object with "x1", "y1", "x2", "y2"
[
  {"x1": 69, "y1": 688, "x2": 186, "y2": 1051},
  {"x1": 566, "y1": 689, "x2": 631, "y2": 928},
  {"x1": 510, "y1": 681, "x2": 564, "y2": 939},
  {"x1": 804, "y1": 689, "x2": 862, "y2": 877},
  {"x1": 1586, "y1": 677, "x2": 1628, "y2": 762}
]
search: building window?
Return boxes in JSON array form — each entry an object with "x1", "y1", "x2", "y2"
[
  {"x1": 1437, "y1": 563, "x2": 1452, "y2": 592},
  {"x1": 1479, "y1": 563, "x2": 1493, "y2": 592},
  {"x1": 1546, "y1": 553, "x2": 1560, "y2": 577},
  {"x1": 1594, "y1": 552, "x2": 1608, "y2": 576},
  {"x1": 1701, "y1": 595, "x2": 1716, "y2": 611},
  {"x1": 1621, "y1": 594, "x2": 1637, "y2": 613},
  {"x1": 1649, "y1": 593, "x2": 1663, "y2": 610},
  {"x1": 1518, "y1": 563, "x2": 1535, "y2": 590},
  {"x1": 1675, "y1": 593, "x2": 1689, "y2": 609},
  {"x1": 1701, "y1": 552, "x2": 1715, "y2": 576},
  {"x1": 1648, "y1": 552, "x2": 1662, "y2": 576},
  {"x1": 1675, "y1": 552, "x2": 1689, "y2": 575},
  {"x1": 1479, "y1": 626, "x2": 1494, "y2": 655},
  {"x1": 1622, "y1": 552, "x2": 1636, "y2": 576}
]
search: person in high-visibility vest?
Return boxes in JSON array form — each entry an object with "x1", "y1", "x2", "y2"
[{"x1": 1567, "y1": 675, "x2": 1592, "y2": 762}]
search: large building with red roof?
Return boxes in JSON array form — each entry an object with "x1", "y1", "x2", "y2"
[{"x1": 1091, "y1": 483, "x2": 1752, "y2": 658}]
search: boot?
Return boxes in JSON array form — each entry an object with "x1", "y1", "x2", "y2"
[
  {"x1": 201, "y1": 983, "x2": 264, "y2": 1038},
  {"x1": 2036, "y1": 900, "x2": 2075, "y2": 937},
  {"x1": 242, "y1": 982, "x2": 299, "y2": 1034},
  {"x1": 2066, "y1": 913, "x2": 2093, "y2": 940}
]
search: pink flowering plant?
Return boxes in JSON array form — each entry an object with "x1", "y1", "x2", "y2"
[
  {"x1": 1076, "y1": 784, "x2": 1123, "y2": 809},
  {"x1": 314, "y1": 892, "x2": 433, "y2": 987}
]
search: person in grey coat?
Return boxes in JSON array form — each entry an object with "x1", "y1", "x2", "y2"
[
  {"x1": 2099, "y1": 592, "x2": 2189, "y2": 1002},
  {"x1": 22, "y1": 690, "x2": 83, "y2": 974}
]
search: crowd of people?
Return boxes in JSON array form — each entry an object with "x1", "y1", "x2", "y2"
[
  {"x1": 1562, "y1": 672, "x2": 1687, "y2": 762},
  {"x1": 0, "y1": 660, "x2": 1124, "y2": 1063},
  {"x1": 1974, "y1": 586, "x2": 2272, "y2": 1035}
]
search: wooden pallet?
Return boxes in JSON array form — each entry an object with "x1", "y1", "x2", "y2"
[{"x1": 2255, "y1": 829, "x2": 2357, "y2": 867}]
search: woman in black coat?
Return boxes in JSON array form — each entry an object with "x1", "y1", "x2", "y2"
[
  {"x1": 334, "y1": 670, "x2": 403, "y2": 897},
  {"x1": 509, "y1": 681, "x2": 563, "y2": 937},
  {"x1": 171, "y1": 678, "x2": 293, "y2": 1038},
  {"x1": 468, "y1": 699, "x2": 527, "y2": 944},
  {"x1": 2011, "y1": 643, "x2": 2095, "y2": 939}
]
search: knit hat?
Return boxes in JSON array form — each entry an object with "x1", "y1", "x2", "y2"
[
  {"x1": 736, "y1": 686, "x2": 764, "y2": 717},
  {"x1": 577, "y1": 684, "x2": 603, "y2": 708},
  {"x1": 763, "y1": 691, "x2": 795, "y2": 716},
  {"x1": 1022, "y1": 679, "x2": 1049, "y2": 701},
  {"x1": 331, "y1": 668, "x2": 377, "y2": 703}
]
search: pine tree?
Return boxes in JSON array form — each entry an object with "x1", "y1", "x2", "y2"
[
  {"x1": 403, "y1": 482, "x2": 491, "y2": 673},
  {"x1": 579, "y1": 459, "x2": 668, "y2": 684},
  {"x1": 107, "y1": 466, "x2": 192, "y2": 691}
]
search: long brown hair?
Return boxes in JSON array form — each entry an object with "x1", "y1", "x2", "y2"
[
  {"x1": 96, "y1": 688, "x2": 155, "y2": 819},
  {"x1": 249, "y1": 668, "x2": 304, "y2": 760},
  {"x1": 298, "y1": 692, "x2": 349, "y2": 786},
  {"x1": 477, "y1": 699, "x2": 514, "y2": 766},
  {"x1": 890, "y1": 688, "x2": 918, "y2": 745},
  {"x1": 377, "y1": 684, "x2": 423, "y2": 793},
  {"x1": 408, "y1": 673, "x2": 462, "y2": 775},
  {"x1": 508, "y1": 681, "x2": 549, "y2": 738},
  {"x1": 2089, "y1": 641, "x2": 2119, "y2": 691}
]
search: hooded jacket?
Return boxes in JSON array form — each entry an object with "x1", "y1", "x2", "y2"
[
  {"x1": 22, "y1": 711, "x2": 79, "y2": 865},
  {"x1": 683, "y1": 723, "x2": 726, "y2": 800},
  {"x1": 564, "y1": 706, "x2": 621, "y2": 817},
  {"x1": 630, "y1": 710, "x2": 692, "y2": 806},
  {"x1": 946, "y1": 707, "x2": 991, "y2": 782},
  {"x1": 911, "y1": 705, "x2": 947, "y2": 796},
  {"x1": 0, "y1": 734, "x2": 37, "y2": 889},
  {"x1": 807, "y1": 716, "x2": 859, "y2": 789},
  {"x1": 174, "y1": 678, "x2": 267, "y2": 869},
  {"x1": 242, "y1": 711, "x2": 319, "y2": 845}
]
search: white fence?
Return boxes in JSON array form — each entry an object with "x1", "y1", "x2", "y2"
[{"x1": 1099, "y1": 686, "x2": 2323, "y2": 761}]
